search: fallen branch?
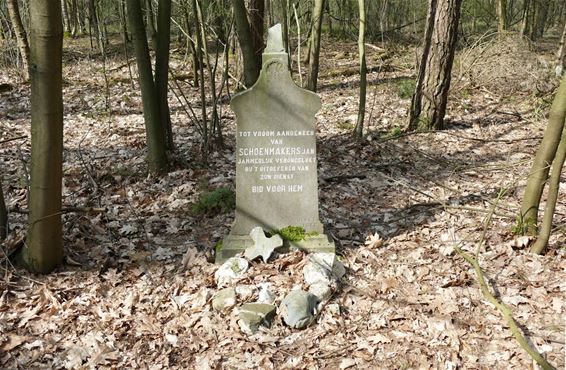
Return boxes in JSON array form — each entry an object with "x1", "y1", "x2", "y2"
[
  {"x1": 0, "y1": 135, "x2": 27, "y2": 145},
  {"x1": 9, "y1": 206, "x2": 105, "y2": 214},
  {"x1": 454, "y1": 246, "x2": 555, "y2": 370},
  {"x1": 453, "y1": 188, "x2": 555, "y2": 370}
]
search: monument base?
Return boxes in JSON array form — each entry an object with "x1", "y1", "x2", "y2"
[{"x1": 216, "y1": 233, "x2": 335, "y2": 264}]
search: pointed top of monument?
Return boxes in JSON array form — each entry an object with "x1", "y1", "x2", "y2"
[{"x1": 265, "y1": 24, "x2": 285, "y2": 53}]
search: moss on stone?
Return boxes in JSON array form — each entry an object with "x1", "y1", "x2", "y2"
[
  {"x1": 270, "y1": 226, "x2": 319, "y2": 242},
  {"x1": 215, "y1": 240, "x2": 224, "y2": 253}
]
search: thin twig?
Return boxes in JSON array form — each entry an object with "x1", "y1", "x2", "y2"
[
  {"x1": 0, "y1": 135, "x2": 27, "y2": 145},
  {"x1": 453, "y1": 188, "x2": 555, "y2": 370}
]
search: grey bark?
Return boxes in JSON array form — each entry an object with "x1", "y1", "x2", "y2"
[
  {"x1": 23, "y1": 0, "x2": 64, "y2": 273},
  {"x1": 6, "y1": 0, "x2": 30, "y2": 80},
  {"x1": 306, "y1": 0, "x2": 325, "y2": 92}
]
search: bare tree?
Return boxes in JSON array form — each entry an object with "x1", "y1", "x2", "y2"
[
  {"x1": 6, "y1": 0, "x2": 30, "y2": 80},
  {"x1": 127, "y1": 0, "x2": 169, "y2": 173},
  {"x1": 22, "y1": 0, "x2": 65, "y2": 273},
  {"x1": 306, "y1": 0, "x2": 325, "y2": 92},
  {"x1": 354, "y1": 0, "x2": 367, "y2": 139},
  {"x1": 233, "y1": 0, "x2": 260, "y2": 87},
  {"x1": 496, "y1": 0, "x2": 507, "y2": 32},
  {"x1": 409, "y1": 0, "x2": 462, "y2": 131},
  {"x1": 520, "y1": 73, "x2": 566, "y2": 254}
]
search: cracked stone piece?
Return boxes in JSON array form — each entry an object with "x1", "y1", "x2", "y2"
[
  {"x1": 235, "y1": 285, "x2": 256, "y2": 300},
  {"x1": 303, "y1": 253, "x2": 345, "y2": 285},
  {"x1": 212, "y1": 288, "x2": 236, "y2": 311},
  {"x1": 257, "y1": 283, "x2": 276, "y2": 304},
  {"x1": 215, "y1": 257, "x2": 249, "y2": 287},
  {"x1": 244, "y1": 227, "x2": 283, "y2": 263},
  {"x1": 308, "y1": 282, "x2": 332, "y2": 302},
  {"x1": 237, "y1": 303, "x2": 277, "y2": 335},
  {"x1": 327, "y1": 303, "x2": 341, "y2": 316},
  {"x1": 280, "y1": 290, "x2": 318, "y2": 329}
]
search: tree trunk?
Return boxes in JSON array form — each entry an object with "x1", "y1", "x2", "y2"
[
  {"x1": 354, "y1": 0, "x2": 366, "y2": 139},
  {"x1": 23, "y1": 0, "x2": 64, "y2": 273},
  {"x1": 521, "y1": 0, "x2": 531, "y2": 36},
  {"x1": 145, "y1": 0, "x2": 157, "y2": 49},
  {"x1": 232, "y1": 0, "x2": 260, "y2": 87},
  {"x1": 88, "y1": 0, "x2": 99, "y2": 49},
  {"x1": 409, "y1": 0, "x2": 462, "y2": 131},
  {"x1": 119, "y1": 0, "x2": 129, "y2": 43},
  {"x1": 520, "y1": 73, "x2": 566, "y2": 235},
  {"x1": 556, "y1": 19, "x2": 566, "y2": 76},
  {"x1": 496, "y1": 0, "x2": 507, "y2": 32},
  {"x1": 531, "y1": 0, "x2": 548, "y2": 39},
  {"x1": 531, "y1": 120, "x2": 566, "y2": 254},
  {"x1": 306, "y1": 0, "x2": 325, "y2": 92},
  {"x1": 249, "y1": 0, "x2": 265, "y2": 71},
  {"x1": 62, "y1": 0, "x2": 71, "y2": 34},
  {"x1": 6, "y1": 0, "x2": 30, "y2": 80},
  {"x1": 155, "y1": 0, "x2": 173, "y2": 150},
  {"x1": 127, "y1": 0, "x2": 168, "y2": 174},
  {"x1": 0, "y1": 178, "x2": 7, "y2": 241},
  {"x1": 182, "y1": 1, "x2": 199, "y2": 87}
]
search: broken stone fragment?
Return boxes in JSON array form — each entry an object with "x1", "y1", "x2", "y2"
[
  {"x1": 257, "y1": 283, "x2": 276, "y2": 304},
  {"x1": 235, "y1": 285, "x2": 256, "y2": 300},
  {"x1": 237, "y1": 303, "x2": 277, "y2": 335},
  {"x1": 244, "y1": 227, "x2": 283, "y2": 262},
  {"x1": 214, "y1": 257, "x2": 249, "y2": 287},
  {"x1": 212, "y1": 288, "x2": 236, "y2": 311},
  {"x1": 303, "y1": 253, "x2": 345, "y2": 285},
  {"x1": 308, "y1": 282, "x2": 332, "y2": 302},
  {"x1": 280, "y1": 290, "x2": 318, "y2": 329}
]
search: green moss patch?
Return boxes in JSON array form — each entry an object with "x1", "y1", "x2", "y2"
[{"x1": 269, "y1": 226, "x2": 318, "y2": 242}]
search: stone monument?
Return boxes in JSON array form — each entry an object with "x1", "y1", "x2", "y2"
[{"x1": 217, "y1": 24, "x2": 334, "y2": 262}]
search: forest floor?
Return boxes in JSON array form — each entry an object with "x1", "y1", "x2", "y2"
[{"x1": 0, "y1": 33, "x2": 565, "y2": 369}]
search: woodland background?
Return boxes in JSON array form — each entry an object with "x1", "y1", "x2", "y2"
[{"x1": 0, "y1": 0, "x2": 565, "y2": 368}]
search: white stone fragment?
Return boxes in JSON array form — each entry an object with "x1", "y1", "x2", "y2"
[
  {"x1": 308, "y1": 282, "x2": 332, "y2": 302},
  {"x1": 214, "y1": 257, "x2": 249, "y2": 287},
  {"x1": 303, "y1": 253, "x2": 345, "y2": 285},
  {"x1": 257, "y1": 283, "x2": 276, "y2": 304}
]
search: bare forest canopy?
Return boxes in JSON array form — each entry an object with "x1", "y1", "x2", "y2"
[{"x1": 0, "y1": 0, "x2": 565, "y2": 369}]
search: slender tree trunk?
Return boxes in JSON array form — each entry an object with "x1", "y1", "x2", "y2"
[
  {"x1": 0, "y1": 178, "x2": 7, "y2": 241},
  {"x1": 306, "y1": 0, "x2": 325, "y2": 92},
  {"x1": 6, "y1": 0, "x2": 30, "y2": 80},
  {"x1": 62, "y1": 0, "x2": 71, "y2": 34},
  {"x1": 496, "y1": 0, "x2": 507, "y2": 32},
  {"x1": 127, "y1": 0, "x2": 168, "y2": 174},
  {"x1": 182, "y1": 2, "x2": 199, "y2": 87},
  {"x1": 531, "y1": 123, "x2": 566, "y2": 254},
  {"x1": 521, "y1": 0, "x2": 531, "y2": 36},
  {"x1": 249, "y1": 0, "x2": 265, "y2": 71},
  {"x1": 556, "y1": 19, "x2": 566, "y2": 76},
  {"x1": 70, "y1": 0, "x2": 78, "y2": 35},
  {"x1": 193, "y1": 0, "x2": 209, "y2": 153},
  {"x1": 88, "y1": 0, "x2": 99, "y2": 49},
  {"x1": 354, "y1": 0, "x2": 366, "y2": 139},
  {"x1": 520, "y1": 73, "x2": 566, "y2": 235},
  {"x1": 532, "y1": 0, "x2": 548, "y2": 39},
  {"x1": 155, "y1": 0, "x2": 173, "y2": 150},
  {"x1": 232, "y1": 0, "x2": 260, "y2": 87},
  {"x1": 409, "y1": 0, "x2": 462, "y2": 131},
  {"x1": 145, "y1": 0, "x2": 157, "y2": 48},
  {"x1": 119, "y1": 0, "x2": 129, "y2": 43},
  {"x1": 23, "y1": 0, "x2": 64, "y2": 273}
]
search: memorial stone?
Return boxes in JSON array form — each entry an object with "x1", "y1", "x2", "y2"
[{"x1": 217, "y1": 24, "x2": 334, "y2": 262}]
